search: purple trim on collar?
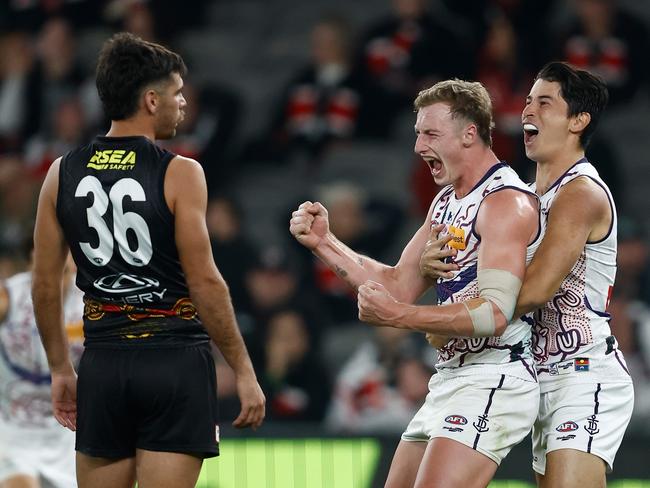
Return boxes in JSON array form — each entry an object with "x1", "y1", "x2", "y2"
[{"x1": 542, "y1": 157, "x2": 588, "y2": 196}]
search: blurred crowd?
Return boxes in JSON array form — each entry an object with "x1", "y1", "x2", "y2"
[{"x1": 2, "y1": 0, "x2": 650, "y2": 432}]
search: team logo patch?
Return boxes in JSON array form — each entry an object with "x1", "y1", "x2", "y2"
[
  {"x1": 87, "y1": 149, "x2": 136, "y2": 170},
  {"x1": 556, "y1": 434, "x2": 577, "y2": 441},
  {"x1": 575, "y1": 358, "x2": 590, "y2": 371},
  {"x1": 94, "y1": 273, "x2": 159, "y2": 294},
  {"x1": 447, "y1": 225, "x2": 466, "y2": 250},
  {"x1": 549, "y1": 359, "x2": 574, "y2": 376},
  {"x1": 556, "y1": 421, "x2": 579, "y2": 432},
  {"x1": 445, "y1": 415, "x2": 467, "y2": 425},
  {"x1": 473, "y1": 414, "x2": 490, "y2": 433},
  {"x1": 584, "y1": 415, "x2": 600, "y2": 436}
]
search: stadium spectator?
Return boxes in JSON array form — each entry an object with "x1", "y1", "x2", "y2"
[
  {"x1": 206, "y1": 195, "x2": 258, "y2": 311},
  {"x1": 357, "y1": 0, "x2": 473, "y2": 132},
  {"x1": 554, "y1": 0, "x2": 649, "y2": 105},
  {"x1": 261, "y1": 309, "x2": 331, "y2": 422},
  {"x1": 158, "y1": 81, "x2": 243, "y2": 194},
  {"x1": 326, "y1": 326, "x2": 430, "y2": 434},
  {"x1": 244, "y1": 14, "x2": 367, "y2": 165}
]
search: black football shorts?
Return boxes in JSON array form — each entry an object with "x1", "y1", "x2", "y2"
[{"x1": 75, "y1": 344, "x2": 219, "y2": 459}]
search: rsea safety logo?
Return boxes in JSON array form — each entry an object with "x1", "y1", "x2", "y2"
[{"x1": 88, "y1": 150, "x2": 136, "y2": 170}]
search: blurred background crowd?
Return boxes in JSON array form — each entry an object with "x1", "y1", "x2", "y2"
[{"x1": 2, "y1": 0, "x2": 650, "y2": 435}]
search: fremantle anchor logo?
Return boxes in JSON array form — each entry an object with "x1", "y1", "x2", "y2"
[
  {"x1": 583, "y1": 415, "x2": 600, "y2": 436},
  {"x1": 473, "y1": 414, "x2": 490, "y2": 433}
]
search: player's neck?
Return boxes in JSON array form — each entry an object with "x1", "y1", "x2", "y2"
[
  {"x1": 105, "y1": 117, "x2": 155, "y2": 141},
  {"x1": 453, "y1": 147, "x2": 501, "y2": 198},
  {"x1": 534, "y1": 148, "x2": 585, "y2": 195}
]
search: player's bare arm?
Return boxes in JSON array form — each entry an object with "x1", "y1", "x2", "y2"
[
  {"x1": 167, "y1": 156, "x2": 265, "y2": 429},
  {"x1": 32, "y1": 157, "x2": 78, "y2": 430},
  {"x1": 290, "y1": 200, "x2": 432, "y2": 304},
  {"x1": 515, "y1": 176, "x2": 611, "y2": 318},
  {"x1": 358, "y1": 189, "x2": 538, "y2": 337}
]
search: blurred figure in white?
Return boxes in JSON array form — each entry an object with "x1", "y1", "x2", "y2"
[{"x1": 0, "y1": 251, "x2": 83, "y2": 488}]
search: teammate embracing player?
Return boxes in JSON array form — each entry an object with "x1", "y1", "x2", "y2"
[
  {"x1": 423, "y1": 62, "x2": 634, "y2": 487},
  {"x1": 517, "y1": 62, "x2": 633, "y2": 488},
  {"x1": 291, "y1": 79, "x2": 542, "y2": 488}
]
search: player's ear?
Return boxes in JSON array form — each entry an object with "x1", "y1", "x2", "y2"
[
  {"x1": 569, "y1": 112, "x2": 591, "y2": 135},
  {"x1": 462, "y1": 123, "x2": 477, "y2": 148},
  {"x1": 144, "y1": 89, "x2": 159, "y2": 115}
]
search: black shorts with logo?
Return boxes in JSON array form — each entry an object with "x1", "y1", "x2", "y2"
[{"x1": 75, "y1": 344, "x2": 219, "y2": 459}]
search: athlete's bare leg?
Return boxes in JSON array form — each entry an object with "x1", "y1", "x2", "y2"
[
  {"x1": 414, "y1": 438, "x2": 498, "y2": 488},
  {"x1": 384, "y1": 440, "x2": 427, "y2": 488},
  {"x1": 135, "y1": 450, "x2": 203, "y2": 488},
  {"x1": 536, "y1": 449, "x2": 606, "y2": 488},
  {"x1": 0, "y1": 475, "x2": 40, "y2": 488},
  {"x1": 76, "y1": 453, "x2": 136, "y2": 488}
]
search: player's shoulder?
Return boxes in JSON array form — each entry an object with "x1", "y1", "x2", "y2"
[
  {"x1": 479, "y1": 187, "x2": 538, "y2": 229},
  {"x1": 556, "y1": 174, "x2": 609, "y2": 206},
  {"x1": 165, "y1": 156, "x2": 207, "y2": 205},
  {"x1": 168, "y1": 155, "x2": 203, "y2": 173}
]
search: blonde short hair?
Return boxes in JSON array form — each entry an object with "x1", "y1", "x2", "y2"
[{"x1": 414, "y1": 79, "x2": 495, "y2": 147}]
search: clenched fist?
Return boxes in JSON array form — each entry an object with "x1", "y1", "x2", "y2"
[{"x1": 289, "y1": 201, "x2": 330, "y2": 251}]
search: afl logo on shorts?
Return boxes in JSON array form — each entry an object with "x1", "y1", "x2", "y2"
[
  {"x1": 556, "y1": 421, "x2": 579, "y2": 432},
  {"x1": 94, "y1": 273, "x2": 159, "y2": 293},
  {"x1": 445, "y1": 415, "x2": 467, "y2": 425}
]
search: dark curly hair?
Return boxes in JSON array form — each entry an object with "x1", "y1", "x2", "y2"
[
  {"x1": 96, "y1": 32, "x2": 187, "y2": 121},
  {"x1": 535, "y1": 62, "x2": 609, "y2": 149}
]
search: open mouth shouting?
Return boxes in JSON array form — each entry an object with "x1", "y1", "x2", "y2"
[
  {"x1": 425, "y1": 157, "x2": 444, "y2": 177},
  {"x1": 523, "y1": 123, "x2": 539, "y2": 146}
]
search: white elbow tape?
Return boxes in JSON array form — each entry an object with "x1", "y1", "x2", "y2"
[
  {"x1": 477, "y1": 268, "x2": 522, "y2": 322},
  {"x1": 464, "y1": 300, "x2": 496, "y2": 337}
]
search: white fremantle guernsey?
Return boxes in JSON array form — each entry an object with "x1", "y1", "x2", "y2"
[
  {"x1": 528, "y1": 158, "x2": 631, "y2": 392},
  {"x1": 0, "y1": 272, "x2": 84, "y2": 431},
  {"x1": 431, "y1": 163, "x2": 542, "y2": 380}
]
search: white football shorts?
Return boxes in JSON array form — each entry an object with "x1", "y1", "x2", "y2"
[
  {"x1": 402, "y1": 366, "x2": 539, "y2": 465},
  {"x1": 532, "y1": 380, "x2": 634, "y2": 474},
  {"x1": 0, "y1": 425, "x2": 76, "y2": 488}
]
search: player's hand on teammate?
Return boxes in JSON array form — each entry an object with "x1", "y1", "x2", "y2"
[
  {"x1": 419, "y1": 225, "x2": 455, "y2": 347},
  {"x1": 289, "y1": 201, "x2": 330, "y2": 251},
  {"x1": 233, "y1": 375, "x2": 266, "y2": 430},
  {"x1": 357, "y1": 280, "x2": 404, "y2": 328},
  {"x1": 50, "y1": 366, "x2": 78, "y2": 431},
  {"x1": 419, "y1": 224, "x2": 459, "y2": 280}
]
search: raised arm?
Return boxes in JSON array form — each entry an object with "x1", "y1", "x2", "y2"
[
  {"x1": 289, "y1": 200, "x2": 432, "y2": 304},
  {"x1": 515, "y1": 177, "x2": 612, "y2": 317},
  {"x1": 32, "y1": 158, "x2": 78, "y2": 430},
  {"x1": 166, "y1": 156, "x2": 264, "y2": 429},
  {"x1": 358, "y1": 189, "x2": 539, "y2": 337}
]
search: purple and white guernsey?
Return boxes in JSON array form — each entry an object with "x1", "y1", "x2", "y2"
[
  {"x1": 529, "y1": 158, "x2": 631, "y2": 392},
  {"x1": 431, "y1": 163, "x2": 542, "y2": 380},
  {"x1": 0, "y1": 272, "x2": 84, "y2": 431}
]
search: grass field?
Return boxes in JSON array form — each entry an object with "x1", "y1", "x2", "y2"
[{"x1": 194, "y1": 439, "x2": 650, "y2": 488}]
